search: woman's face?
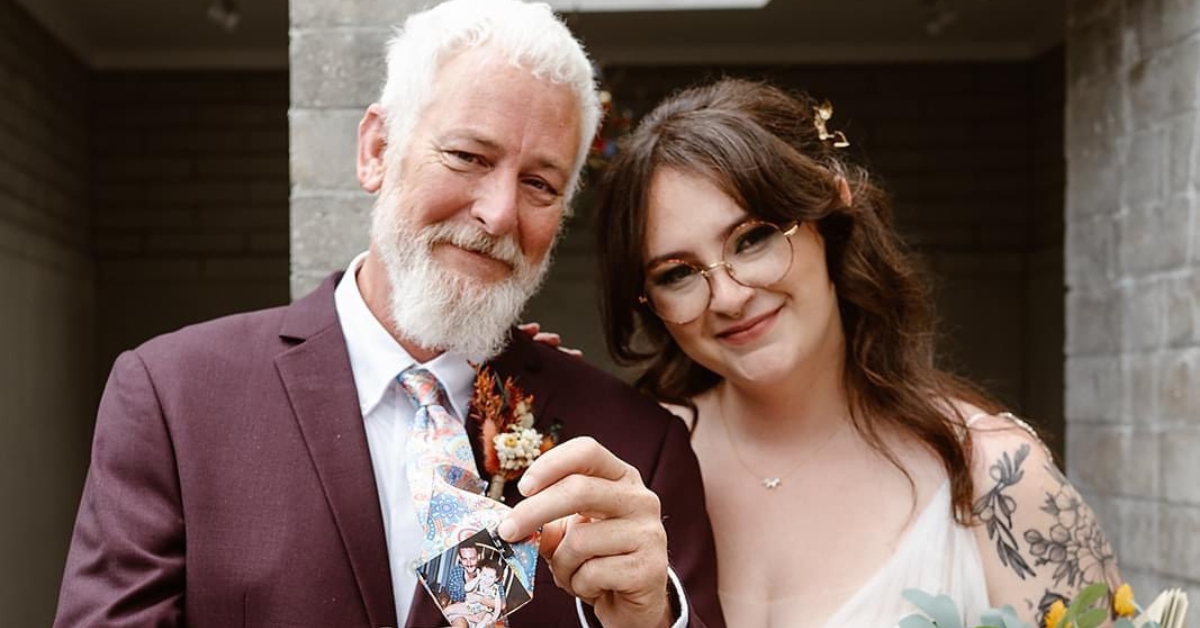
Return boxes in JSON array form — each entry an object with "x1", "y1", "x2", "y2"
[{"x1": 641, "y1": 167, "x2": 843, "y2": 385}]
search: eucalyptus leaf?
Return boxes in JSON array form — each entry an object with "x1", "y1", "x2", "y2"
[
  {"x1": 903, "y1": 589, "x2": 965, "y2": 628},
  {"x1": 899, "y1": 615, "x2": 939, "y2": 628},
  {"x1": 996, "y1": 604, "x2": 1029, "y2": 628},
  {"x1": 977, "y1": 609, "x2": 1006, "y2": 627}
]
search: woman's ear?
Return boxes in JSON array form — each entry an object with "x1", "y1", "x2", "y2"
[
  {"x1": 357, "y1": 103, "x2": 388, "y2": 193},
  {"x1": 836, "y1": 176, "x2": 854, "y2": 206}
]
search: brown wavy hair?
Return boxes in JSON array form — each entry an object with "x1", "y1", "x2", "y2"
[{"x1": 595, "y1": 78, "x2": 999, "y2": 524}]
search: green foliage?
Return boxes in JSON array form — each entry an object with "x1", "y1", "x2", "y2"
[{"x1": 900, "y1": 583, "x2": 1161, "y2": 628}]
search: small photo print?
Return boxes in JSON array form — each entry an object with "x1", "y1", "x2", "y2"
[{"x1": 416, "y1": 528, "x2": 533, "y2": 628}]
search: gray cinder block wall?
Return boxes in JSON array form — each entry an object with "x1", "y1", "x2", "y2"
[
  {"x1": 1065, "y1": 0, "x2": 1200, "y2": 598},
  {"x1": 0, "y1": 0, "x2": 95, "y2": 624},
  {"x1": 289, "y1": 0, "x2": 421, "y2": 296}
]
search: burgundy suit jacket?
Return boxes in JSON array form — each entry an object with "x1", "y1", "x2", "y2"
[{"x1": 54, "y1": 274, "x2": 724, "y2": 628}]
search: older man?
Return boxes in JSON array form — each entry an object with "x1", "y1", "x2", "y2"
[{"x1": 53, "y1": 2, "x2": 722, "y2": 628}]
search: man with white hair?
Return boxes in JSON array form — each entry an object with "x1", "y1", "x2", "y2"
[{"x1": 53, "y1": 2, "x2": 723, "y2": 628}]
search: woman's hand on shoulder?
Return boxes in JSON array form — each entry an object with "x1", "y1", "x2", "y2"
[
  {"x1": 968, "y1": 413, "x2": 1121, "y2": 626},
  {"x1": 517, "y1": 322, "x2": 583, "y2": 357}
]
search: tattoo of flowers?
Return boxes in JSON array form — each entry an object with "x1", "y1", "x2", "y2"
[
  {"x1": 1022, "y1": 464, "x2": 1116, "y2": 589},
  {"x1": 973, "y1": 443, "x2": 1037, "y2": 580}
]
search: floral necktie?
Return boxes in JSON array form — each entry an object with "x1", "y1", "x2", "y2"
[{"x1": 398, "y1": 367, "x2": 539, "y2": 599}]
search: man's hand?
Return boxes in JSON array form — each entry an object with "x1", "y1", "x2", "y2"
[{"x1": 497, "y1": 437, "x2": 672, "y2": 628}]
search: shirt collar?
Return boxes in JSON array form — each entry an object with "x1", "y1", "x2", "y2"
[{"x1": 334, "y1": 252, "x2": 477, "y2": 420}]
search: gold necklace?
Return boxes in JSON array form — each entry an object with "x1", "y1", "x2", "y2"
[{"x1": 721, "y1": 416, "x2": 844, "y2": 490}]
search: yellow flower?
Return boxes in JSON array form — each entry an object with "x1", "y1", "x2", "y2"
[
  {"x1": 1113, "y1": 583, "x2": 1136, "y2": 617},
  {"x1": 1044, "y1": 599, "x2": 1068, "y2": 628}
]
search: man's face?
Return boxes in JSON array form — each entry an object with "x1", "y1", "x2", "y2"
[
  {"x1": 458, "y1": 547, "x2": 479, "y2": 574},
  {"x1": 364, "y1": 45, "x2": 583, "y2": 358}
]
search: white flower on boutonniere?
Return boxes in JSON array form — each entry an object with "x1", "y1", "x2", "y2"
[
  {"x1": 495, "y1": 427, "x2": 544, "y2": 471},
  {"x1": 469, "y1": 366, "x2": 556, "y2": 501}
]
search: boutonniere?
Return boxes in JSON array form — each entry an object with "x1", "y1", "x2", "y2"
[{"x1": 469, "y1": 366, "x2": 556, "y2": 501}]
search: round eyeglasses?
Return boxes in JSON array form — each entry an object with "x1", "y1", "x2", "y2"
[{"x1": 639, "y1": 221, "x2": 799, "y2": 325}]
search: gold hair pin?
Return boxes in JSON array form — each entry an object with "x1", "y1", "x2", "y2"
[{"x1": 814, "y1": 100, "x2": 850, "y2": 149}]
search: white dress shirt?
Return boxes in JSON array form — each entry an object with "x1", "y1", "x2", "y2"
[
  {"x1": 334, "y1": 252, "x2": 690, "y2": 628},
  {"x1": 334, "y1": 252, "x2": 480, "y2": 623}
]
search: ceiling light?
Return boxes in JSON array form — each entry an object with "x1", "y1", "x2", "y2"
[{"x1": 207, "y1": 0, "x2": 240, "y2": 31}]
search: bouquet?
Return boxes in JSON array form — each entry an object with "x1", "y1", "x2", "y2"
[{"x1": 900, "y1": 582, "x2": 1188, "y2": 628}]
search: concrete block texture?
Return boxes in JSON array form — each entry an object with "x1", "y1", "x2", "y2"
[
  {"x1": 291, "y1": 0, "x2": 425, "y2": 28},
  {"x1": 290, "y1": 192, "x2": 373, "y2": 296},
  {"x1": 289, "y1": 28, "x2": 390, "y2": 109},
  {"x1": 1128, "y1": 36, "x2": 1200, "y2": 126},
  {"x1": 1067, "y1": 423, "x2": 1159, "y2": 497},
  {"x1": 1068, "y1": 0, "x2": 1200, "y2": 597},
  {"x1": 290, "y1": 108, "x2": 364, "y2": 192},
  {"x1": 1066, "y1": 288, "x2": 1122, "y2": 356},
  {"x1": 1065, "y1": 354, "x2": 1125, "y2": 423}
]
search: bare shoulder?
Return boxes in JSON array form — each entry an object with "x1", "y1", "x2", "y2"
[{"x1": 964, "y1": 410, "x2": 1121, "y2": 624}]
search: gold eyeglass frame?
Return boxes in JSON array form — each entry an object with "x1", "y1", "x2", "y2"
[{"x1": 638, "y1": 221, "x2": 800, "y2": 324}]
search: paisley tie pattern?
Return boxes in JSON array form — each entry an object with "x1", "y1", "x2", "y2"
[{"x1": 399, "y1": 367, "x2": 539, "y2": 595}]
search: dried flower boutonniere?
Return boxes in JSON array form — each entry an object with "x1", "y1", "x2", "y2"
[{"x1": 469, "y1": 366, "x2": 556, "y2": 501}]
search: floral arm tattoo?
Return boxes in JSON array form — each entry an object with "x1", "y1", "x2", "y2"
[
  {"x1": 974, "y1": 442, "x2": 1119, "y2": 624},
  {"x1": 973, "y1": 444, "x2": 1037, "y2": 580},
  {"x1": 1025, "y1": 463, "x2": 1118, "y2": 619}
]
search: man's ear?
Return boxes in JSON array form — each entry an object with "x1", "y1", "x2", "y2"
[{"x1": 357, "y1": 103, "x2": 388, "y2": 193}]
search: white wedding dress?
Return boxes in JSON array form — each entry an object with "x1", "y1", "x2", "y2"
[
  {"x1": 814, "y1": 412, "x2": 994, "y2": 627},
  {"x1": 814, "y1": 478, "x2": 991, "y2": 627}
]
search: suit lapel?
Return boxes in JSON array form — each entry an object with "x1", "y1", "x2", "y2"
[{"x1": 275, "y1": 276, "x2": 397, "y2": 628}]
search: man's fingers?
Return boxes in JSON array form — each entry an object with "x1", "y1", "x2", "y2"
[
  {"x1": 517, "y1": 322, "x2": 541, "y2": 335},
  {"x1": 499, "y1": 473, "x2": 628, "y2": 541},
  {"x1": 547, "y1": 517, "x2": 657, "y2": 586},
  {"x1": 518, "y1": 437, "x2": 634, "y2": 496},
  {"x1": 569, "y1": 552, "x2": 664, "y2": 602},
  {"x1": 537, "y1": 516, "x2": 569, "y2": 560}
]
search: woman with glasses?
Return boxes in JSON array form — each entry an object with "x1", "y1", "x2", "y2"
[{"x1": 585, "y1": 78, "x2": 1123, "y2": 627}]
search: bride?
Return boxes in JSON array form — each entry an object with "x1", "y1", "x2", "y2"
[{"x1": 558, "y1": 77, "x2": 1121, "y2": 627}]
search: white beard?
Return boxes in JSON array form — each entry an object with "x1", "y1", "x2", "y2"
[{"x1": 369, "y1": 187, "x2": 553, "y2": 360}]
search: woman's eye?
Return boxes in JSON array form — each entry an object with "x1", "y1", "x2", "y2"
[
  {"x1": 651, "y1": 264, "x2": 698, "y2": 288},
  {"x1": 734, "y1": 225, "x2": 776, "y2": 253}
]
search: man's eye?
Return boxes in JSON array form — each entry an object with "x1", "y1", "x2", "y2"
[
  {"x1": 523, "y1": 177, "x2": 560, "y2": 198},
  {"x1": 446, "y1": 150, "x2": 484, "y2": 166}
]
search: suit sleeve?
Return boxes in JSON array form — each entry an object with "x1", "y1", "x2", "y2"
[
  {"x1": 646, "y1": 414, "x2": 725, "y2": 628},
  {"x1": 54, "y1": 351, "x2": 186, "y2": 628}
]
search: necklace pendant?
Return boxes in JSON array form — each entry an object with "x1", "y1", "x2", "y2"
[{"x1": 762, "y1": 477, "x2": 782, "y2": 489}]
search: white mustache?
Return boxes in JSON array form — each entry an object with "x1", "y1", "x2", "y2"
[{"x1": 421, "y1": 222, "x2": 523, "y2": 269}]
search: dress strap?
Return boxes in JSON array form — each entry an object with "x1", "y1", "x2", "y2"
[
  {"x1": 967, "y1": 411, "x2": 1055, "y2": 459},
  {"x1": 965, "y1": 412, "x2": 990, "y2": 427}
]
